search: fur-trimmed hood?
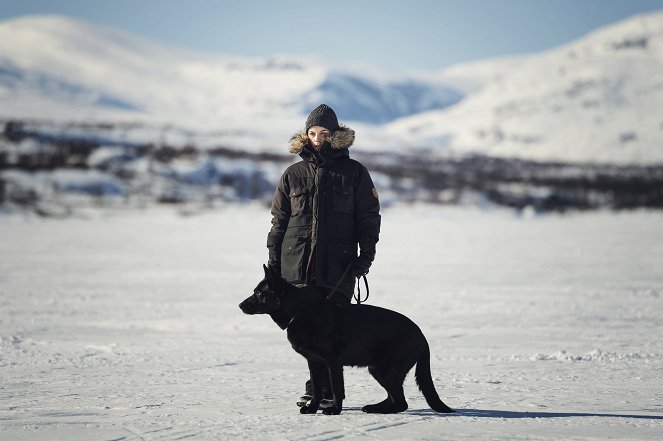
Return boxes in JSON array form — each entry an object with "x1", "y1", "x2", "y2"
[{"x1": 288, "y1": 125, "x2": 355, "y2": 154}]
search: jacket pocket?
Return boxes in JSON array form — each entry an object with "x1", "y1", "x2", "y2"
[
  {"x1": 281, "y1": 235, "x2": 308, "y2": 282},
  {"x1": 289, "y1": 187, "x2": 308, "y2": 217},
  {"x1": 333, "y1": 185, "x2": 354, "y2": 214}
]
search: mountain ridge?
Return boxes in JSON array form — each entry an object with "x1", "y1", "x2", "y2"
[
  {"x1": 2, "y1": 12, "x2": 663, "y2": 164},
  {"x1": 386, "y1": 10, "x2": 663, "y2": 164}
]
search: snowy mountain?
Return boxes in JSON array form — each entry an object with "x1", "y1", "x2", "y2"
[
  {"x1": 388, "y1": 11, "x2": 663, "y2": 164},
  {"x1": 1, "y1": 12, "x2": 663, "y2": 164},
  {"x1": 0, "y1": 15, "x2": 459, "y2": 138}
]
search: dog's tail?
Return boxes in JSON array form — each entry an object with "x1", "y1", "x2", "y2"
[{"x1": 415, "y1": 342, "x2": 454, "y2": 413}]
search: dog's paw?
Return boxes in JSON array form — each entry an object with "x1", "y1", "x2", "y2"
[
  {"x1": 300, "y1": 405, "x2": 318, "y2": 414},
  {"x1": 362, "y1": 401, "x2": 407, "y2": 414},
  {"x1": 322, "y1": 405, "x2": 342, "y2": 415}
]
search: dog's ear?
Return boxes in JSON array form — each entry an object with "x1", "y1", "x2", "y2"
[{"x1": 263, "y1": 264, "x2": 275, "y2": 283}]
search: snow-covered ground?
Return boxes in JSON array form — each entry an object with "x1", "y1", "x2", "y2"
[{"x1": 1, "y1": 205, "x2": 662, "y2": 440}]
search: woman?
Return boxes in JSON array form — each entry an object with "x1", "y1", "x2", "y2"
[{"x1": 266, "y1": 103, "x2": 381, "y2": 406}]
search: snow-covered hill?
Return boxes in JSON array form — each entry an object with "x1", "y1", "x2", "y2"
[
  {"x1": 0, "y1": 15, "x2": 459, "y2": 137},
  {"x1": 1, "y1": 12, "x2": 663, "y2": 164},
  {"x1": 388, "y1": 11, "x2": 663, "y2": 164}
]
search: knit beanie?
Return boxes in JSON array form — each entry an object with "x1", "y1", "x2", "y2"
[{"x1": 305, "y1": 104, "x2": 339, "y2": 132}]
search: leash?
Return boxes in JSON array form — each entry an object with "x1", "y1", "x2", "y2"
[
  {"x1": 326, "y1": 262, "x2": 370, "y2": 304},
  {"x1": 325, "y1": 262, "x2": 352, "y2": 302},
  {"x1": 354, "y1": 274, "x2": 370, "y2": 304}
]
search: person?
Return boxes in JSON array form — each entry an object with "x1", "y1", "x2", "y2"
[{"x1": 266, "y1": 103, "x2": 381, "y2": 407}]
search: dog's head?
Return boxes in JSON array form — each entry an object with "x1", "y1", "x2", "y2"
[{"x1": 239, "y1": 265, "x2": 283, "y2": 315}]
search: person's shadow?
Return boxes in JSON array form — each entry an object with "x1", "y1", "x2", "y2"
[{"x1": 403, "y1": 408, "x2": 663, "y2": 420}]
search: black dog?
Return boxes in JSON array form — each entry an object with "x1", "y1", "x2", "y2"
[{"x1": 239, "y1": 265, "x2": 454, "y2": 415}]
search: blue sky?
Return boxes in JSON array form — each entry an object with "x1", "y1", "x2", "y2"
[{"x1": 2, "y1": 0, "x2": 663, "y2": 70}]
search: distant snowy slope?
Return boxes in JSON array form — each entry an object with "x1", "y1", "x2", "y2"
[
  {"x1": 0, "y1": 15, "x2": 318, "y2": 129},
  {"x1": 388, "y1": 11, "x2": 663, "y2": 164},
  {"x1": 2, "y1": 12, "x2": 663, "y2": 164},
  {"x1": 0, "y1": 15, "x2": 460, "y2": 131}
]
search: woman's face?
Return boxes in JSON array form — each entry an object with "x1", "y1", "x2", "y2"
[{"x1": 307, "y1": 126, "x2": 331, "y2": 151}]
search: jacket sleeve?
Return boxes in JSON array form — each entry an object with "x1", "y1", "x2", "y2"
[
  {"x1": 354, "y1": 165, "x2": 381, "y2": 267},
  {"x1": 267, "y1": 172, "x2": 291, "y2": 270}
]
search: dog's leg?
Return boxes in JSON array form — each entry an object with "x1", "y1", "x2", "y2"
[
  {"x1": 323, "y1": 362, "x2": 344, "y2": 415},
  {"x1": 300, "y1": 360, "x2": 324, "y2": 414},
  {"x1": 362, "y1": 364, "x2": 409, "y2": 414},
  {"x1": 363, "y1": 365, "x2": 394, "y2": 413}
]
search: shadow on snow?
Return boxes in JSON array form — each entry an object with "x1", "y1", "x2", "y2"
[{"x1": 399, "y1": 408, "x2": 663, "y2": 420}]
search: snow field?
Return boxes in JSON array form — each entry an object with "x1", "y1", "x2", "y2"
[{"x1": 1, "y1": 205, "x2": 662, "y2": 440}]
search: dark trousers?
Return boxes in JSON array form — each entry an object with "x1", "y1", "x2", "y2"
[{"x1": 302, "y1": 285, "x2": 350, "y2": 399}]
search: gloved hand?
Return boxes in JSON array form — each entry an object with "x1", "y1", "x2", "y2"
[{"x1": 350, "y1": 256, "x2": 371, "y2": 278}]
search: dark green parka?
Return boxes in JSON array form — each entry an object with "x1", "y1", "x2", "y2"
[{"x1": 267, "y1": 125, "x2": 381, "y2": 299}]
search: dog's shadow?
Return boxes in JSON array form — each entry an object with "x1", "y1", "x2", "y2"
[{"x1": 398, "y1": 408, "x2": 663, "y2": 420}]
